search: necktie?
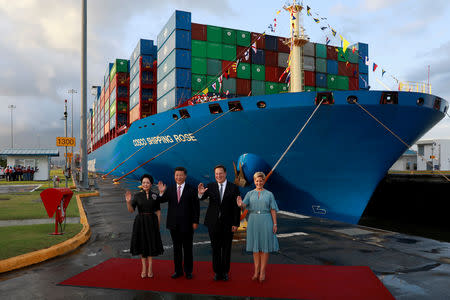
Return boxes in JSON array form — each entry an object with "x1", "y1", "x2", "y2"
[
  {"x1": 219, "y1": 183, "x2": 223, "y2": 203},
  {"x1": 177, "y1": 185, "x2": 181, "y2": 203}
]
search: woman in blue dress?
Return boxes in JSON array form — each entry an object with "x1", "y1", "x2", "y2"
[{"x1": 237, "y1": 171, "x2": 279, "y2": 282}]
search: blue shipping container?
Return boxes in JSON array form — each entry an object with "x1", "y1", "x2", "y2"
[
  {"x1": 157, "y1": 87, "x2": 191, "y2": 113},
  {"x1": 265, "y1": 35, "x2": 278, "y2": 52},
  {"x1": 358, "y1": 43, "x2": 368, "y2": 56},
  {"x1": 157, "y1": 30, "x2": 191, "y2": 64},
  {"x1": 141, "y1": 55, "x2": 155, "y2": 69},
  {"x1": 359, "y1": 73, "x2": 369, "y2": 89},
  {"x1": 316, "y1": 72, "x2": 327, "y2": 88},
  {"x1": 326, "y1": 60, "x2": 338, "y2": 75},
  {"x1": 130, "y1": 39, "x2": 156, "y2": 68},
  {"x1": 157, "y1": 68, "x2": 191, "y2": 98},
  {"x1": 157, "y1": 10, "x2": 191, "y2": 48},
  {"x1": 104, "y1": 63, "x2": 114, "y2": 87},
  {"x1": 252, "y1": 49, "x2": 265, "y2": 65},
  {"x1": 359, "y1": 55, "x2": 369, "y2": 74},
  {"x1": 157, "y1": 49, "x2": 191, "y2": 83}
]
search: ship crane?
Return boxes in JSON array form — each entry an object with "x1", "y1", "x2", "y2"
[{"x1": 284, "y1": 0, "x2": 309, "y2": 93}]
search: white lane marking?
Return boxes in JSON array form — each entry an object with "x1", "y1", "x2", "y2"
[
  {"x1": 278, "y1": 210, "x2": 310, "y2": 219},
  {"x1": 30, "y1": 185, "x2": 42, "y2": 192}
]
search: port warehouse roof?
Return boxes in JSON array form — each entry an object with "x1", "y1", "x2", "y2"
[{"x1": 0, "y1": 148, "x2": 59, "y2": 156}]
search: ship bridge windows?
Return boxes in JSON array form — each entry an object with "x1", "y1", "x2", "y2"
[
  {"x1": 433, "y1": 97, "x2": 441, "y2": 111},
  {"x1": 228, "y1": 101, "x2": 243, "y2": 111},
  {"x1": 380, "y1": 92, "x2": 398, "y2": 104},
  {"x1": 257, "y1": 101, "x2": 266, "y2": 108},
  {"x1": 209, "y1": 103, "x2": 223, "y2": 114},
  {"x1": 315, "y1": 92, "x2": 334, "y2": 105},
  {"x1": 417, "y1": 97, "x2": 424, "y2": 106},
  {"x1": 179, "y1": 109, "x2": 190, "y2": 119},
  {"x1": 347, "y1": 95, "x2": 358, "y2": 104}
]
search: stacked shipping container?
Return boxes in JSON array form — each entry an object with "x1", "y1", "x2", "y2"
[
  {"x1": 303, "y1": 42, "x2": 369, "y2": 92},
  {"x1": 88, "y1": 9, "x2": 369, "y2": 153},
  {"x1": 190, "y1": 24, "x2": 289, "y2": 98},
  {"x1": 129, "y1": 39, "x2": 158, "y2": 124},
  {"x1": 157, "y1": 11, "x2": 192, "y2": 113}
]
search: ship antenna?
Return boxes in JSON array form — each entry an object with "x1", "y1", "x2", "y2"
[{"x1": 284, "y1": 0, "x2": 309, "y2": 93}]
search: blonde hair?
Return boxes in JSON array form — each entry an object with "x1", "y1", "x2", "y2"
[{"x1": 253, "y1": 171, "x2": 266, "y2": 181}]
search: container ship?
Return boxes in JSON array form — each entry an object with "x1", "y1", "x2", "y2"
[{"x1": 87, "y1": 5, "x2": 448, "y2": 224}]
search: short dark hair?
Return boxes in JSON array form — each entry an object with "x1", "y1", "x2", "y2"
[
  {"x1": 214, "y1": 165, "x2": 226, "y2": 172},
  {"x1": 140, "y1": 174, "x2": 154, "y2": 184},
  {"x1": 174, "y1": 166, "x2": 187, "y2": 175}
]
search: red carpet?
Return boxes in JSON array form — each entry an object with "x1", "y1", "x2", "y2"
[{"x1": 59, "y1": 258, "x2": 394, "y2": 299}]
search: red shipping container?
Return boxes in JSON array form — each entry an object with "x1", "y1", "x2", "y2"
[
  {"x1": 236, "y1": 79, "x2": 251, "y2": 96},
  {"x1": 265, "y1": 66, "x2": 279, "y2": 82},
  {"x1": 304, "y1": 71, "x2": 315, "y2": 86},
  {"x1": 222, "y1": 60, "x2": 237, "y2": 78},
  {"x1": 265, "y1": 50, "x2": 278, "y2": 67},
  {"x1": 277, "y1": 37, "x2": 290, "y2": 53},
  {"x1": 278, "y1": 67, "x2": 287, "y2": 82},
  {"x1": 236, "y1": 46, "x2": 251, "y2": 63},
  {"x1": 349, "y1": 77, "x2": 359, "y2": 90},
  {"x1": 191, "y1": 23, "x2": 207, "y2": 41},
  {"x1": 251, "y1": 32, "x2": 265, "y2": 49},
  {"x1": 338, "y1": 62, "x2": 359, "y2": 78},
  {"x1": 326, "y1": 45, "x2": 338, "y2": 60}
]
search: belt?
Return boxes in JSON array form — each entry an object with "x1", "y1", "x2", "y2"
[{"x1": 251, "y1": 210, "x2": 270, "y2": 214}]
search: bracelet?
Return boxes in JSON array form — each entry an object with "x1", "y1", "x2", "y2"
[{"x1": 274, "y1": 224, "x2": 277, "y2": 226}]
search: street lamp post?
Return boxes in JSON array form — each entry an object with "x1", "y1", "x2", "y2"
[
  {"x1": 68, "y1": 89, "x2": 77, "y2": 173},
  {"x1": 8, "y1": 105, "x2": 16, "y2": 148}
]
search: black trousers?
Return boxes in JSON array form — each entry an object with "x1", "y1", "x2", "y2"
[
  {"x1": 209, "y1": 227, "x2": 234, "y2": 275},
  {"x1": 170, "y1": 227, "x2": 194, "y2": 275}
]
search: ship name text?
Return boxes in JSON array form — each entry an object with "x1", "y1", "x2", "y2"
[{"x1": 132, "y1": 133, "x2": 197, "y2": 147}]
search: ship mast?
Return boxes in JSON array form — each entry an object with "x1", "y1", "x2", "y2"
[{"x1": 284, "y1": 0, "x2": 309, "y2": 93}]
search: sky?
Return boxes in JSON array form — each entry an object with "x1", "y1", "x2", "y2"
[{"x1": 0, "y1": 0, "x2": 449, "y2": 152}]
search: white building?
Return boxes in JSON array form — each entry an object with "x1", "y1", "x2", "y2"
[
  {"x1": 0, "y1": 148, "x2": 59, "y2": 180},
  {"x1": 389, "y1": 149, "x2": 417, "y2": 171},
  {"x1": 416, "y1": 139, "x2": 450, "y2": 171}
]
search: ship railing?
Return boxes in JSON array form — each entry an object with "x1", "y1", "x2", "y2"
[{"x1": 398, "y1": 81, "x2": 432, "y2": 94}]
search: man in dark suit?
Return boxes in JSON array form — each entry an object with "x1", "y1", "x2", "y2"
[
  {"x1": 198, "y1": 165, "x2": 241, "y2": 281},
  {"x1": 158, "y1": 166, "x2": 200, "y2": 279}
]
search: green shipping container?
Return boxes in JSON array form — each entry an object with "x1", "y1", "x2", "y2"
[
  {"x1": 207, "y1": 42, "x2": 222, "y2": 60},
  {"x1": 327, "y1": 74, "x2": 349, "y2": 90},
  {"x1": 207, "y1": 76, "x2": 220, "y2": 92},
  {"x1": 316, "y1": 87, "x2": 329, "y2": 91},
  {"x1": 252, "y1": 80, "x2": 265, "y2": 96},
  {"x1": 304, "y1": 86, "x2": 316, "y2": 92},
  {"x1": 192, "y1": 74, "x2": 207, "y2": 91},
  {"x1": 237, "y1": 63, "x2": 251, "y2": 79},
  {"x1": 207, "y1": 25, "x2": 222, "y2": 43},
  {"x1": 192, "y1": 40, "x2": 207, "y2": 57},
  {"x1": 207, "y1": 59, "x2": 222, "y2": 76},
  {"x1": 265, "y1": 82, "x2": 279, "y2": 94},
  {"x1": 251, "y1": 64, "x2": 265, "y2": 81},
  {"x1": 222, "y1": 28, "x2": 236, "y2": 45},
  {"x1": 315, "y1": 44, "x2": 327, "y2": 58},
  {"x1": 192, "y1": 57, "x2": 207, "y2": 74},
  {"x1": 236, "y1": 30, "x2": 251, "y2": 47},
  {"x1": 315, "y1": 58, "x2": 327, "y2": 73},
  {"x1": 338, "y1": 47, "x2": 359, "y2": 63},
  {"x1": 223, "y1": 77, "x2": 236, "y2": 94},
  {"x1": 279, "y1": 83, "x2": 288, "y2": 93},
  {"x1": 110, "y1": 102, "x2": 116, "y2": 117},
  {"x1": 222, "y1": 44, "x2": 237, "y2": 61},
  {"x1": 110, "y1": 59, "x2": 129, "y2": 80}
]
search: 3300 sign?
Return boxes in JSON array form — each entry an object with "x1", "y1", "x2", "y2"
[{"x1": 56, "y1": 137, "x2": 76, "y2": 147}]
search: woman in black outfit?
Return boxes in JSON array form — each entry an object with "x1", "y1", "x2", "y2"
[{"x1": 125, "y1": 174, "x2": 164, "y2": 278}]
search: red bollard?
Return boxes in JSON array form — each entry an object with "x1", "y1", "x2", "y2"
[{"x1": 40, "y1": 188, "x2": 73, "y2": 235}]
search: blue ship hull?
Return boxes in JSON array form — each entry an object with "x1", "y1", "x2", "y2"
[{"x1": 88, "y1": 91, "x2": 447, "y2": 224}]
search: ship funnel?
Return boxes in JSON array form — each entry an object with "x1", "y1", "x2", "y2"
[{"x1": 284, "y1": 1, "x2": 309, "y2": 93}]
